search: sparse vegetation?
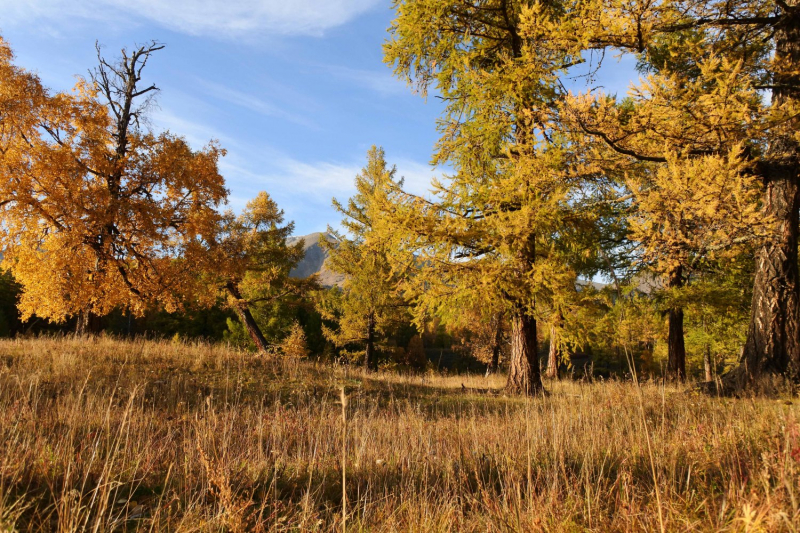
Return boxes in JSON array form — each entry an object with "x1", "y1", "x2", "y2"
[{"x1": 0, "y1": 337, "x2": 797, "y2": 531}]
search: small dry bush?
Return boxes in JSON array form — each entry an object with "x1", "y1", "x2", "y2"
[{"x1": 0, "y1": 336, "x2": 798, "y2": 531}]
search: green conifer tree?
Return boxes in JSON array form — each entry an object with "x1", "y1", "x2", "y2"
[{"x1": 208, "y1": 192, "x2": 318, "y2": 353}]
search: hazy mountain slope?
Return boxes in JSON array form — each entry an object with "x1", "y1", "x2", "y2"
[{"x1": 288, "y1": 232, "x2": 345, "y2": 287}]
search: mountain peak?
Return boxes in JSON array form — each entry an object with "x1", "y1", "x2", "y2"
[{"x1": 288, "y1": 232, "x2": 345, "y2": 287}]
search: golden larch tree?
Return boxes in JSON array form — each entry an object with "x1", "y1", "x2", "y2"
[
  {"x1": 206, "y1": 191, "x2": 318, "y2": 354},
  {"x1": 0, "y1": 38, "x2": 227, "y2": 330},
  {"x1": 384, "y1": 0, "x2": 612, "y2": 395},
  {"x1": 318, "y1": 147, "x2": 409, "y2": 370}
]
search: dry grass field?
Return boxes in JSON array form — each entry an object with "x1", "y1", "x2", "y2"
[{"x1": 0, "y1": 337, "x2": 798, "y2": 532}]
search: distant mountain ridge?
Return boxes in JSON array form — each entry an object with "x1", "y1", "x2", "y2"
[{"x1": 288, "y1": 232, "x2": 345, "y2": 287}]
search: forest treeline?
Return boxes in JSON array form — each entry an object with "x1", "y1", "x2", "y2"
[{"x1": 1, "y1": 0, "x2": 799, "y2": 396}]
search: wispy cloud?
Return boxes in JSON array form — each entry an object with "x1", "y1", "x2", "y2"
[
  {"x1": 394, "y1": 158, "x2": 439, "y2": 196},
  {"x1": 259, "y1": 156, "x2": 440, "y2": 201},
  {"x1": 149, "y1": 108, "x2": 237, "y2": 150},
  {"x1": 275, "y1": 160, "x2": 362, "y2": 197},
  {"x1": 148, "y1": 107, "x2": 354, "y2": 201},
  {"x1": 216, "y1": 156, "x2": 361, "y2": 234},
  {"x1": 197, "y1": 80, "x2": 317, "y2": 129},
  {"x1": 0, "y1": 0, "x2": 380, "y2": 38},
  {"x1": 142, "y1": 105, "x2": 440, "y2": 234},
  {"x1": 322, "y1": 65, "x2": 408, "y2": 96},
  {"x1": 215, "y1": 151, "x2": 443, "y2": 234}
]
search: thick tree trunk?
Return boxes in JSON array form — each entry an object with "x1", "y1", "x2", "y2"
[
  {"x1": 506, "y1": 312, "x2": 544, "y2": 395},
  {"x1": 75, "y1": 309, "x2": 101, "y2": 336},
  {"x1": 75, "y1": 310, "x2": 89, "y2": 336},
  {"x1": 364, "y1": 312, "x2": 376, "y2": 371},
  {"x1": 505, "y1": 227, "x2": 544, "y2": 395},
  {"x1": 736, "y1": 171, "x2": 800, "y2": 386},
  {"x1": 732, "y1": 11, "x2": 800, "y2": 388},
  {"x1": 667, "y1": 266, "x2": 686, "y2": 381},
  {"x1": 667, "y1": 307, "x2": 686, "y2": 381},
  {"x1": 225, "y1": 282, "x2": 270, "y2": 354},
  {"x1": 545, "y1": 316, "x2": 561, "y2": 380}
]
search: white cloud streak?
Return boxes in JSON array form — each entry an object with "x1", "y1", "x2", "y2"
[
  {"x1": 0, "y1": 0, "x2": 380, "y2": 38},
  {"x1": 322, "y1": 65, "x2": 409, "y2": 96},
  {"x1": 222, "y1": 156, "x2": 442, "y2": 235},
  {"x1": 198, "y1": 80, "x2": 318, "y2": 129},
  {"x1": 149, "y1": 108, "x2": 237, "y2": 150},
  {"x1": 141, "y1": 105, "x2": 439, "y2": 233},
  {"x1": 393, "y1": 158, "x2": 439, "y2": 196}
]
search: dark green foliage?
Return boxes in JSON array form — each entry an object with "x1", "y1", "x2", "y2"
[
  {"x1": 0, "y1": 271, "x2": 20, "y2": 337},
  {"x1": 105, "y1": 305, "x2": 235, "y2": 341}
]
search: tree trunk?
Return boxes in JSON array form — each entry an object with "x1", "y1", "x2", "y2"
[
  {"x1": 488, "y1": 312, "x2": 503, "y2": 374},
  {"x1": 545, "y1": 317, "x2": 561, "y2": 380},
  {"x1": 733, "y1": 11, "x2": 800, "y2": 388},
  {"x1": 364, "y1": 312, "x2": 376, "y2": 371},
  {"x1": 75, "y1": 309, "x2": 101, "y2": 336},
  {"x1": 75, "y1": 309, "x2": 89, "y2": 336},
  {"x1": 704, "y1": 343, "x2": 713, "y2": 383},
  {"x1": 667, "y1": 266, "x2": 686, "y2": 381},
  {"x1": 226, "y1": 282, "x2": 270, "y2": 354},
  {"x1": 736, "y1": 171, "x2": 800, "y2": 386},
  {"x1": 505, "y1": 228, "x2": 544, "y2": 395},
  {"x1": 506, "y1": 312, "x2": 544, "y2": 395}
]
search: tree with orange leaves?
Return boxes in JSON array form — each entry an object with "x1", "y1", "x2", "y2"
[{"x1": 0, "y1": 37, "x2": 227, "y2": 332}]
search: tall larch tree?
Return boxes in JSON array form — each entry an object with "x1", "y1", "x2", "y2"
[
  {"x1": 0, "y1": 38, "x2": 227, "y2": 331},
  {"x1": 318, "y1": 147, "x2": 408, "y2": 370},
  {"x1": 384, "y1": 0, "x2": 611, "y2": 394}
]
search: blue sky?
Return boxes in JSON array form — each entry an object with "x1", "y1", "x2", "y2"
[{"x1": 0, "y1": 0, "x2": 637, "y2": 236}]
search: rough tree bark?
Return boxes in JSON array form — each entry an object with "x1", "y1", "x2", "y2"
[
  {"x1": 736, "y1": 168, "x2": 800, "y2": 386},
  {"x1": 731, "y1": 10, "x2": 800, "y2": 389},
  {"x1": 225, "y1": 282, "x2": 269, "y2": 354},
  {"x1": 545, "y1": 315, "x2": 562, "y2": 380},
  {"x1": 75, "y1": 310, "x2": 88, "y2": 336},
  {"x1": 506, "y1": 311, "x2": 544, "y2": 395},
  {"x1": 505, "y1": 225, "x2": 545, "y2": 395},
  {"x1": 667, "y1": 266, "x2": 686, "y2": 381},
  {"x1": 75, "y1": 309, "x2": 101, "y2": 336},
  {"x1": 704, "y1": 343, "x2": 713, "y2": 383}
]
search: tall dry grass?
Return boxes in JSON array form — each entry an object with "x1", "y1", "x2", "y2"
[{"x1": 0, "y1": 336, "x2": 797, "y2": 531}]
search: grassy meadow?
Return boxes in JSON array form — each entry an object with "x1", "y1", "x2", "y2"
[{"x1": 0, "y1": 337, "x2": 798, "y2": 532}]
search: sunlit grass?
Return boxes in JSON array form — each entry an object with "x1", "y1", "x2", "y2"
[{"x1": 0, "y1": 336, "x2": 797, "y2": 531}]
